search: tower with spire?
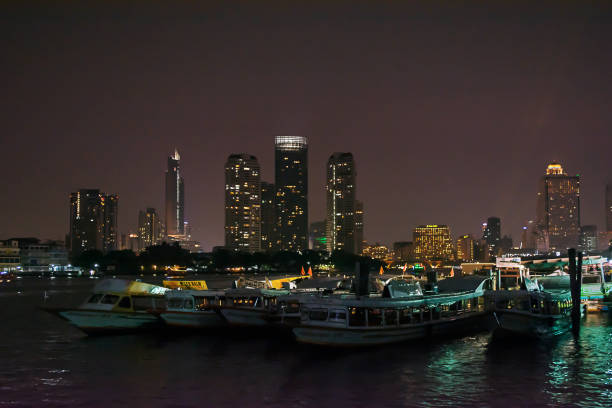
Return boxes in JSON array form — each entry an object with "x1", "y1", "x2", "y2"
[{"x1": 165, "y1": 148, "x2": 185, "y2": 236}]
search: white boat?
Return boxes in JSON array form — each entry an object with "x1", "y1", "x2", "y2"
[
  {"x1": 293, "y1": 276, "x2": 491, "y2": 346},
  {"x1": 485, "y1": 285, "x2": 575, "y2": 338},
  {"x1": 219, "y1": 288, "x2": 292, "y2": 327},
  {"x1": 44, "y1": 279, "x2": 169, "y2": 334},
  {"x1": 158, "y1": 289, "x2": 226, "y2": 329}
]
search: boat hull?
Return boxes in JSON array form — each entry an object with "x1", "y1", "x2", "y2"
[
  {"x1": 159, "y1": 311, "x2": 224, "y2": 328},
  {"x1": 220, "y1": 308, "x2": 269, "y2": 327},
  {"x1": 489, "y1": 310, "x2": 571, "y2": 338},
  {"x1": 293, "y1": 312, "x2": 488, "y2": 346},
  {"x1": 57, "y1": 309, "x2": 163, "y2": 334}
]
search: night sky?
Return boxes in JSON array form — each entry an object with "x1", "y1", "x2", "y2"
[{"x1": 2, "y1": 1, "x2": 611, "y2": 250}]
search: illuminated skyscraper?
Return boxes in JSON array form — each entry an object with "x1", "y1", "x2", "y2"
[
  {"x1": 413, "y1": 225, "x2": 453, "y2": 261},
  {"x1": 69, "y1": 189, "x2": 118, "y2": 257},
  {"x1": 326, "y1": 152, "x2": 356, "y2": 254},
  {"x1": 165, "y1": 149, "x2": 185, "y2": 236},
  {"x1": 274, "y1": 136, "x2": 308, "y2": 251},
  {"x1": 355, "y1": 200, "x2": 364, "y2": 255},
  {"x1": 102, "y1": 194, "x2": 118, "y2": 252},
  {"x1": 225, "y1": 154, "x2": 261, "y2": 253},
  {"x1": 482, "y1": 217, "x2": 501, "y2": 257},
  {"x1": 137, "y1": 208, "x2": 164, "y2": 250},
  {"x1": 456, "y1": 234, "x2": 475, "y2": 262},
  {"x1": 579, "y1": 225, "x2": 597, "y2": 253},
  {"x1": 260, "y1": 181, "x2": 276, "y2": 252},
  {"x1": 535, "y1": 163, "x2": 580, "y2": 251}
]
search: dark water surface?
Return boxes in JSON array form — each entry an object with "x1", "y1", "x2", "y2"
[{"x1": 1, "y1": 277, "x2": 610, "y2": 407}]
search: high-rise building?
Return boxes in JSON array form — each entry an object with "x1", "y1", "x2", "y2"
[
  {"x1": 413, "y1": 225, "x2": 453, "y2": 261},
  {"x1": 579, "y1": 225, "x2": 598, "y2": 253},
  {"x1": 393, "y1": 241, "x2": 414, "y2": 262},
  {"x1": 456, "y1": 234, "x2": 475, "y2": 262},
  {"x1": 482, "y1": 217, "x2": 501, "y2": 257},
  {"x1": 326, "y1": 152, "x2": 357, "y2": 254},
  {"x1": 309, "y1": 220, "x2": 327, "y2": 251},
  {"x1": 224, "y1": 154, "x2": 261, "y2": 253},
  {"x1": 137, "y1": 208, "x2": 164, "y2": 250},
  {"x1": 260, "y1": 182, "x2": 276, "y2": 252},
  {"x1": 355, "y1": 200, "x2": 364, "y2": 255},
  {"x1": 274, "y1": 136, "x2": 308, "y2": 251},
  {"x1": 165, "y1": 149, "x2": 185, "y2": 236},
  {"x1": 103, "y1": 194, "x2": 118, "y2": 252},
  {"x1": 69, "y1": 189, "x2": 118, "y2": 257},
  {"x1": 535, "y1": 163, "x2": 580, "y2": 251}
]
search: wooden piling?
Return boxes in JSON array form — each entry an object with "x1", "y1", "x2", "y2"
[{"x1": 568, "y1": 248, "x2": 582, "y2": 336}]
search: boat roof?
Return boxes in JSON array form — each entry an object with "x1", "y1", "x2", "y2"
[
  {"x1": 166, "y1": 289, "x2": 226, "y2": 297},
  {"x1": 300, "y1": 289, "x2": 483, "y2": 309},
  {"x1": 437, "y1": 276, "x2": 490, "y2": 293},
  {"x1": 93, "y1": 279, "x2": 169, "y2": 295},
  {"x1": 224, "y1": 288, "x2": 291, "y2": 297},
  {"x1": 485, "y1": 289, "x2": 571, "y2": 302}
]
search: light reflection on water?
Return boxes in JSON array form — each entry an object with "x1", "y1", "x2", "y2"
[{"x1": 0, "y1": 278, "x2": 610, "y2": 407}]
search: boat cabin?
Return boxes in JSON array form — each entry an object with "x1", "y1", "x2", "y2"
[{"x1": 165, "y1": 290, "x2": 225, "y2": 312}]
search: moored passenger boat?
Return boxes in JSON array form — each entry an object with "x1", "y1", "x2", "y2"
[
  {"x1": 485, "y1": 285, "x2": 574, "y2": 338},
  {"x1": 293, "y1": 276, "x2": 490, "y2": 346},
  {"x1": 44, "y1": 279, "x2": 169, "y2": 334},
  {"x1": 219, "y1": 288, "x2": 292, "y2": 327},
  {"x1": 159, "y1": 289, "x2": 226, "y2": 329}
]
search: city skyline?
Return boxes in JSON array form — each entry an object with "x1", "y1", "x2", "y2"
[{"x1": 2, "y1": 2, "x2": 612, "y2": 250}]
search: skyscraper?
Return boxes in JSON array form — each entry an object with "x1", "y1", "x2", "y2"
[
  {"x1": 137, "y1": 208, "x2": 164, "y2": 250},
  {"x1": 536, "y1": 163, "x2": 580, "y2": 251},
  {"x1": 103, "y1": 194, "x2": 118, "y2": 252},
  {"x1": 456, "y1": 234, "x2": 475, "y2": 262},
  {"x1": 483, "y1": 217, "x2": 501, "y2": 257},
  {"x1": 69, "y1": 189, "x2": 118, "y2": 257},
  {"x1": 165, "y1": 149, "x2": 185, "y2": 236},
  {"x1": 326, "y1": 152, "x2": 357, "y2": 254},
  {"x1": 274, "y1": 136, "x2": 308, "y2": 251},
  {"x1": 260, "y1": 182, "x2": 276, "y2": 252},
  {"x1": 413, "y1": 225, "x2": 453, "y2": 261},
  {"x1": 224, "y1": 154, "x2": 261, "y2": 253},
  {"x1": 355, "y1": 200, "x2": 364, "y2": 255},
  {"x1": 579, "y1": 225, "x2": 598, "y2": 253}
]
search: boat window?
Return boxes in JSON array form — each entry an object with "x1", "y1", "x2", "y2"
[
  {"x1": 184, "y1": 298, "x2": 194, "y2": 310},
  {"x1": 412, "y1": 308, "x2": 422, "y2": 323},
  {"x1": 308, "y1": 309, "x2": 328, "y2": 321},
  {"x1": 118, "y1": 296, "x2": 131, "y2": 309},
  {"x1": 133, "y1": 297, "x2": 153, "y2": 310},
  {"x1": 329, "y1": 310, "x2": 347, "y2": 321},
  {"x1": 168, "y1": 298, "x2": 184, "y2": 309},
  {"x1": 367, "y1": 309, "x2": 383, "y2": 326},
  {"x1": 101, "y1": 294, "x2": 120, "y2": 305},
  {"x1": 349, "y1": 307, "x2": 366, "y2": 327},
  {"x1": 283, "y1": 302, "x2": 300, "y2": 314},
  {"x1": 384, "y1": 309, "x2": 398, "y2": 326},
  {"x1": 399, "y1": 308, "x2": 412, "y2": 324},
  {"x1": 87, "y1": 294, "x2": 103, "y2": 303}
]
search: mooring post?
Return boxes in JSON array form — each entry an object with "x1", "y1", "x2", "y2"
[{"x1": 568, "y1": 248, "x2": 582, "y2": 336}]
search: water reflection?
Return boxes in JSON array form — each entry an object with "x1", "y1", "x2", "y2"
[{"x1": 1, "y1": 278, "x2": 611, "y2": 407}]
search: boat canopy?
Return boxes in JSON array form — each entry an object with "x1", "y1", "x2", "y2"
[
  {"x1": 93, "y1": 279, "x2": 169, "y2": 295},
  {"x1": 382, "y1": 280, "x2": 423, "y2": 298},
  {"x1": 437, "y1": 276, "x2": 490, "y2": 293},
  {"x1": 296, "y1": 278, "x2": 349, "y2": 291}
]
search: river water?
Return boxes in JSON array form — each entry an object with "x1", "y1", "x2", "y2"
[{"x1": 0, "y1": 277, "x2": 610, "y2": 407}]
